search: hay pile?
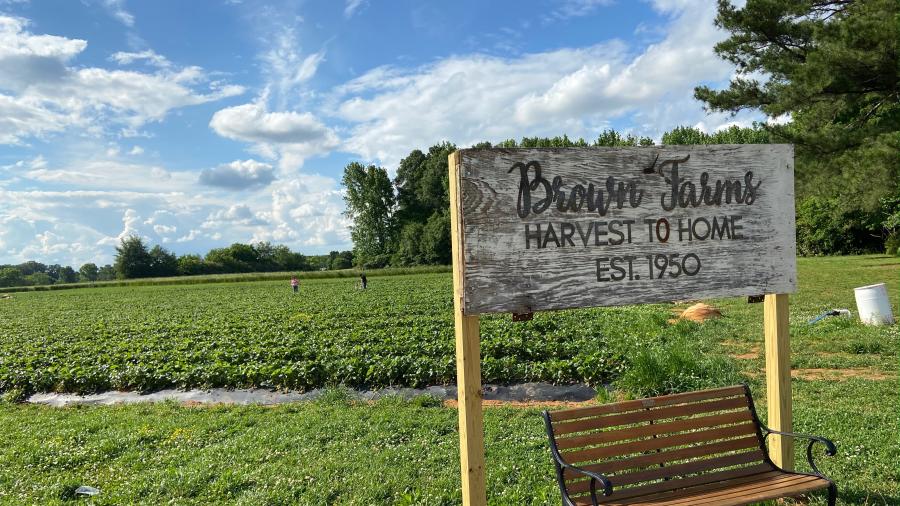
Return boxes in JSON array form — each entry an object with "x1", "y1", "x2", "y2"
[{"x1": 669, "y1": 302, "x2": 722, "y2": 323}]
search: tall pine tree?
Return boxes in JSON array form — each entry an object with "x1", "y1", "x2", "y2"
[{"x1": 695, "y1": 0, "x2": 900, "y2": 210}]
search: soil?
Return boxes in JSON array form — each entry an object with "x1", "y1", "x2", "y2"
[{"x1": 791, "y1": 368, "x2": 896, "y2": 381}]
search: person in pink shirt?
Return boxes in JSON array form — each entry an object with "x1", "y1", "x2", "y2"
[{"x1": 290, "y1": 276, "x2": 299, "y2": 294}]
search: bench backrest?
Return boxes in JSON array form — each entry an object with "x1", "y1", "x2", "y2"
[{"x1": 544, "y1": 385, "x2": 773, "y2": 502}]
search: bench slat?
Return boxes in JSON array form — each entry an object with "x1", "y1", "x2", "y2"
[
  {"x1": 569, "y1": 470, "x2": 829, "y2": 505},
  {"x1": 550, "y1": 385, "x2": 746, "y2": 422},
  {"x1": 552, "y1": 396, "x2": 748, "y2": 436},
  {"x1": 570, "y1": 464, "x2": 775, "y2": 503},
  {"x1": 555, "y1": 410, "x2": 751, "y2": 451},
  {"x1": 566, "y1": 451, "x2": 763, "y2": 495},
  {"x1": 577, "y1": 435, "x2": 760, "y2": 476},
  {"x1": 608, "y1": 472, "x2": 828, "y2": 506},
  {"x1": 562, "y1": 422, "x2": 758, "y2": 464},
  {"x1": 611, "y1": 450, "x2": 764, "y2": 487}
]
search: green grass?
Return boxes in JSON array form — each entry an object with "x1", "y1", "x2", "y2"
[
  {"x1": 0, "y1": 255, "x2": 898, "y2": 504},
  {"x1": 0, "y1": 396, "x2": 558, "y2": 505},
  {"x1": 0, "y1": 381, "x2": 896, "y2": 505}
]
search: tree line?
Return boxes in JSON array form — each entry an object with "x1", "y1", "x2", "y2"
[
  {"x1": 342, "y1": 123, "x2": 900, "y2": 267},
  {"x1": 0, "y1": 239, "x2": 355, "y2": 288}
]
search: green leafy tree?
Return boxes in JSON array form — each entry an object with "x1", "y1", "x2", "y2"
[
  {"x1": 796, "y1": 196, "x2": 882, "y2": 255},
  {"x1": 205, "y1": 244, "x2": 252, "y2": 272},
  {"x1": 272, "y1": 245, "x2": 308, "y2": 271},
  {"x1": 393, "y1": 223, "x2": 425, "y2": 266},
  {"x1": 391, "y1": 142, "x2": 457, "y2": 266},
  {"x1": 420, "y1": 210, "x2": 451, "y2": 265},
  {"x1": 253, "y1": 242, "x2": 277, "y2": 271},
  {"x1": 395, "y1": 149, "x2": 430, "y2": 225},
  {"x1": 695, "y1": 0, "x2": 900, "y2": 210},
  {"x1": 46, "y1": 264, "x2": 62, "y2": 282},
  {"x1": 25, "y1": 272, "x2": 52, "y2": 286},
  {"x1": 0, "y1": 267, "x2": 24, "y2": 288},
  {"x1": 342, "y1": 162, "x2": 397, "y2": 266},
  {"x1": 519, "y1": 135, "x2": 588, "y2": 147},
  {"x1": 97, "y1": 265, "x2": 116, "y2": 281},
  {"x1": 57, "y1": 266, "x2": 78, "y2": 284},
  {"x1": 114, "y1": 236, "x2": 153, "y2": 279},
  {"x1": 148, "y1": 245, "x2": 178, "y2": 277},
  {"x1": 595, "y1": 129, "x2": 653, "y2": 146},
  {"x1": 324, "y1": 250, "x2": 353, "y2": 270},
  {"x1": 227, "y1": 243, "x2": 258, "y2": 270},
  {"x1": 332, "y1": 251, "x2": 354, "y2": 270},
  {"x1": 17, "y1": 261, "x2": 46, "y2": 276},
  {"x1": 662, "y1": 125, "x2": 770, "y2": 145},
  {"x1": 79, "y1": 263, "x2": 99, "y2": 282},
  {"x1": 177, "y1": 254, "x2": 205, "y2": 276}
]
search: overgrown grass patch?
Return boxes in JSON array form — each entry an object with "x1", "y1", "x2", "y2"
[{"x1": 614, "y1": 337, "x2": 743, "y2": 397}]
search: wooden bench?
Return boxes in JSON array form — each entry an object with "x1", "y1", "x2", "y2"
[{"x1": 543, "y1": 385, "x2": 836, "y2": 506}]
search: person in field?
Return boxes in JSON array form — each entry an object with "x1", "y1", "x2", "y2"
[
  {"x1": 290, "y1": 276, "x2": 299, "y2": 294},
  {"x1": 360, "y1": 273, "x2": 367, "y2": 290}
]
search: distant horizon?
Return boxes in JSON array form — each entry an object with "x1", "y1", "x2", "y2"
[
  {"x1": 0, "y1": 0, "x2": 765, "y2": 266},
  {"x1": 2, "y1": 237, "x2": 354, "y2": 270}
]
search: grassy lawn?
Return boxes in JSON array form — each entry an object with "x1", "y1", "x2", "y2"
[{"x1": 0, "y1": 255, "x2": 897, "y2": 504}]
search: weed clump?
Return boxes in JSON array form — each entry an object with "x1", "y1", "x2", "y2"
[{"x1": 615, "y1": 338, "x2": 743, "y2": 398}]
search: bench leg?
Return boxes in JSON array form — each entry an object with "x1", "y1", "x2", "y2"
[{"x1": 828, "y1": 483, "x2": 837, "y2": 506}]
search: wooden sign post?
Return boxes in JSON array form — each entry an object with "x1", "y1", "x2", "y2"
[
  {"x1": 449, "y1": 151, "x2": 487, "y2": 503},
  {"x1": 448, "y1": 146, "x2": 797, "y2": 505}
]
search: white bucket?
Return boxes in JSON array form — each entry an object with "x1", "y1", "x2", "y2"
[{"x1": 853, "y1": 283, "x2": 895, "y2": 325}]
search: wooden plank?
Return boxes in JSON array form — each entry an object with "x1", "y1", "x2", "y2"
[
  {"x1": 456, "y1": 145, "x2": 797, "y2": 314},
  {"x1": 553, "y1": 396, "x2": 748, "y2": 435},
  {"x1": 549, "y1": 385, "x2": 746, "y2": 422},
  {"x1": 570, "y1": 465, "x2": 775, "y2": 503},
  {"x1": 450, "y1": 151, "x2": 487, "y2": 506},
  {"x1": 583, "y1": 436, "x2": 761, "y2": 476},
  {"x1": 765, "y1": 293, "x2": 794, "y2": 470},
  {"x1": 611, "y1": 473, "x2": 828, "y2": 506},
  {"x1": 580, "y1": 471, "x2": 824, "y2": 505},
  {"x1": 562, "y1": 423, "x2": 759, "y2": 465},
  {"x1": 567, "y1": 451, "x2": 763, "y2": 494},
  {"x1": 555, "y1": 411, "x2": 752, "y2": 451}
]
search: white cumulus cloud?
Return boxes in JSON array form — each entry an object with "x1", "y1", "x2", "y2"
[
  {"x1": 198, "y1": 159, "x2": 276, "y2": 190},
  {"x1": 0, "y1": 14, "x2": 244, "y2": 144},
  {"x1": 331, "y1": 0, "x2": 758, "y2": 164},
  {"x1": 209, "y1": 101, "x2": 338, "y2": 170}
]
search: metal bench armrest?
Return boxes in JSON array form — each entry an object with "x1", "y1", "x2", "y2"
[
  {"x1": 543, "y1": 411, "x2": 613, "y2": 505},
  {"x1": 762, "y1": 427, "x2": 837, "y2": 478},
  {"x1": 559, "y1": 463, "x2": 613, "y2": 505}
]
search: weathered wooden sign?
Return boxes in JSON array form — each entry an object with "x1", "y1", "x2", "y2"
[{"x1": 455, "y1": 145, "x2": 797, "y2": 314}]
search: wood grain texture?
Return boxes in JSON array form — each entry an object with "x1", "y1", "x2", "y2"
[
  {"x1": 449, "y1": 151, "x2": 487, "y2": 506},
  {"x1": 456, "y1": 146, "x2": 797, "y2": 314},
  {"x1": 764, "y1": 293, "x2": 794, "y2": 470}
]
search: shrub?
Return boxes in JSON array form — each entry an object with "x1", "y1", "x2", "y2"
[{"x1": 796, "y1": 197, "x2": 882, "y2": 255}]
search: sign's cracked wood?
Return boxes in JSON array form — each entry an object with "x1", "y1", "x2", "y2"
[{"x1": 457, "y1": 145, "x2": 797, "y2": 314}]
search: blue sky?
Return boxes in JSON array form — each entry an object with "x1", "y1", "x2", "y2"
[{"x1": 0, "y1": 0, "x2": 763, "y2": 266}]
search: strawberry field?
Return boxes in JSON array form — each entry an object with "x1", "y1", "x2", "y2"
[
  {"x1": 1, "y1": 257, "x2": 898, "y2": 504},
  {"x1": 0, "y1": 272, "x2": 727, "y2": 397}
]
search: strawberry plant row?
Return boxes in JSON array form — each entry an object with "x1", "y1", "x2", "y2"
[{"x1": 0, "y1": 273, "x2": 694, "y2": 395}]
